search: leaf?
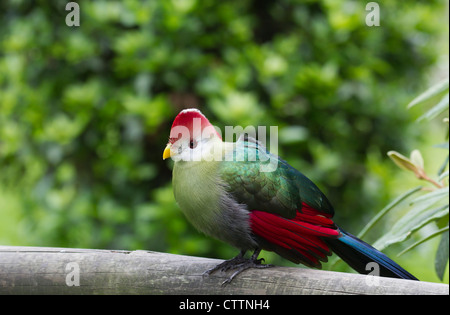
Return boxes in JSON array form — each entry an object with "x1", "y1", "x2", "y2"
[
  {"x1": 357, "y1": 186, "x2": 423, "y2": 239},
  {"x1": 387, "y1": 151, "x2": 419, "y2": 172},
  {"x1": 434, "y1": 143, "x2": 450, "y2": 149},
  {"x1": 387, "y1": 150, "x2": 425, "y2": 178},
  {"x1": 407, "y1": 79, "x2": 449, "y2": 109},
  {"x1": 417, "y1": 93, "x2": 449, "y2": 121},
  {"x1": 435, "y1": 230, "x2": 449, "y2": 281},
  {"x1": 397, "y1": 226, "x2": 449, "y2": 257},
  {"x1": 437, "y1": 155, "x2": 449, "y2": 178},
  {"x1": 411, "y1": 186, "x2": 449, "y2": 204},
  {"x1": 410, "y1": 149, "x2": 424, "y2": 170},
  {"x1": 373, "y1": 193, "x2": 449, "y2": 251},
  {"x1": 439, "y1": 170, "x2": 449, "y2": 181}
]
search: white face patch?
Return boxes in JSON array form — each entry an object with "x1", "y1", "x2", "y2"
[{"x1": 171, "y1": 136, "x2": 222, "y2": 162}]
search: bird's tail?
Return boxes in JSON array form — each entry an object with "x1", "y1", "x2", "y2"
[{"x1": 327, "y1": 229, "x2": 419, "y2": 280}]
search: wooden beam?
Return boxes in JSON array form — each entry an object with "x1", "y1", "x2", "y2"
[{"x1": 0, "y1": 246, "x2": 448, "y2": 295}]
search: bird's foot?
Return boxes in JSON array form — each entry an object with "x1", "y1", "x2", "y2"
[{"x1": 202, "y1": 249, "x2": 273, "y2": 285}]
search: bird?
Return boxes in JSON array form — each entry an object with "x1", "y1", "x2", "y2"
[{"x1": 162, "y1": 108, "x2": 418, "y2": 284}]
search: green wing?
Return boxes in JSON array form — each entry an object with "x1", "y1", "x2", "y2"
[{"x1": 219, "y1": 137, "x2": 334, "y2": 219}]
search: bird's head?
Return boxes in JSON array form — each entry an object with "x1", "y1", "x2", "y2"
[{"x1": 163, "y1": 108, "x2": 222, "y2": 161}]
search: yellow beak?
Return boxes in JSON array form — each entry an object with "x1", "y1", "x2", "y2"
[{"x1": 163, "y1": 144, "x2": 172, "y2": 160}]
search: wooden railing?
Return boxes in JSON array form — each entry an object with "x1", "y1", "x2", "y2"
[{"x1": 0, "y1": 246, "x2": 448, "y2": 295}]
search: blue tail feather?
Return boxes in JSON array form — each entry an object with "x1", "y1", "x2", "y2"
[{"x1": 327, "y1": 229, "x2": 418, "y2": 280}]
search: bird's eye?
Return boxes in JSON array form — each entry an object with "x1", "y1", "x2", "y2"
[{"x1": 189, "y1": 140, "x2": 197, "y2": 149}]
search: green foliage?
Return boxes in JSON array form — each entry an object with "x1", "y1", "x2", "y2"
[
  {"x1": 360, "y1": 79, "x2": 449, "y2": 281},
  {"x1": 408, "y1": 79, "x2": 449, "y2": 122},
  {"x1": 0, "y1": 0, "x2": 448, "y2": 282}
]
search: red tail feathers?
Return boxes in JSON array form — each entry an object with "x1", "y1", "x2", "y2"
[{"x1": 249, "y1": 202, "x2": 340, "y2": 268}]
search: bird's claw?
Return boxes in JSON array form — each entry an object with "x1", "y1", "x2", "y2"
[{"x1": 202, "y1": 250, "x2": 273, "y2": 285}]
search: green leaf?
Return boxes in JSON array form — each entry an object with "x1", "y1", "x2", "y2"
[
  {"x1": 397, "y1": 226, "x2": 449, "y2": 257},
  {"x1": 434, "y1": 143, "x2": 450, "y2": 150},
  {"x1": 410, "y1": 149, "x2": 424, "y2": 170},
  {"x1": 407, "y1": 79, "x2": 449, "y2": 109},
  {"x1": 387, "y1": 151, "x2": 420, "y2": 173},
  {"x1": 411, "y1": 186, "x2": 449, "y2": 204},
  {"x1": 418, "y1": 93, "x2": 449, "y2": 121},
  {"x1": 437, "y1": 155, "x2": 449, "y2": 178},
  {"x1": 435, "y1": 230, "x2": 449, "y2": 281},
  {"x1": 439, "y1": 170, "x2": 449, "y2": 181},
  {"x1": 373, "y1": 194, "x2": 449, "y2": 251},
  {"x1": 387, "y1": 150, "x2": 425, "y2": 178},
  {"x1": 357, "y1": 186, "x2": 423, "y2": 239}
]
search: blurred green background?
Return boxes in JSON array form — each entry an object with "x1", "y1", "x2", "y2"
[{"x1": 0, "y1": 0, "x2": 448, "y2": 283}]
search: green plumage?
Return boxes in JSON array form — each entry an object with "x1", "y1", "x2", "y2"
[
  {"x1": 173, "y1": 160, "x2": 223, "y2": 235},
  {"x1": 220, "y1": 137, "x2": 334, "y2": 218},
  {"x1": 171, "y1": 138, "x2": 258, "y2": 250}
]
